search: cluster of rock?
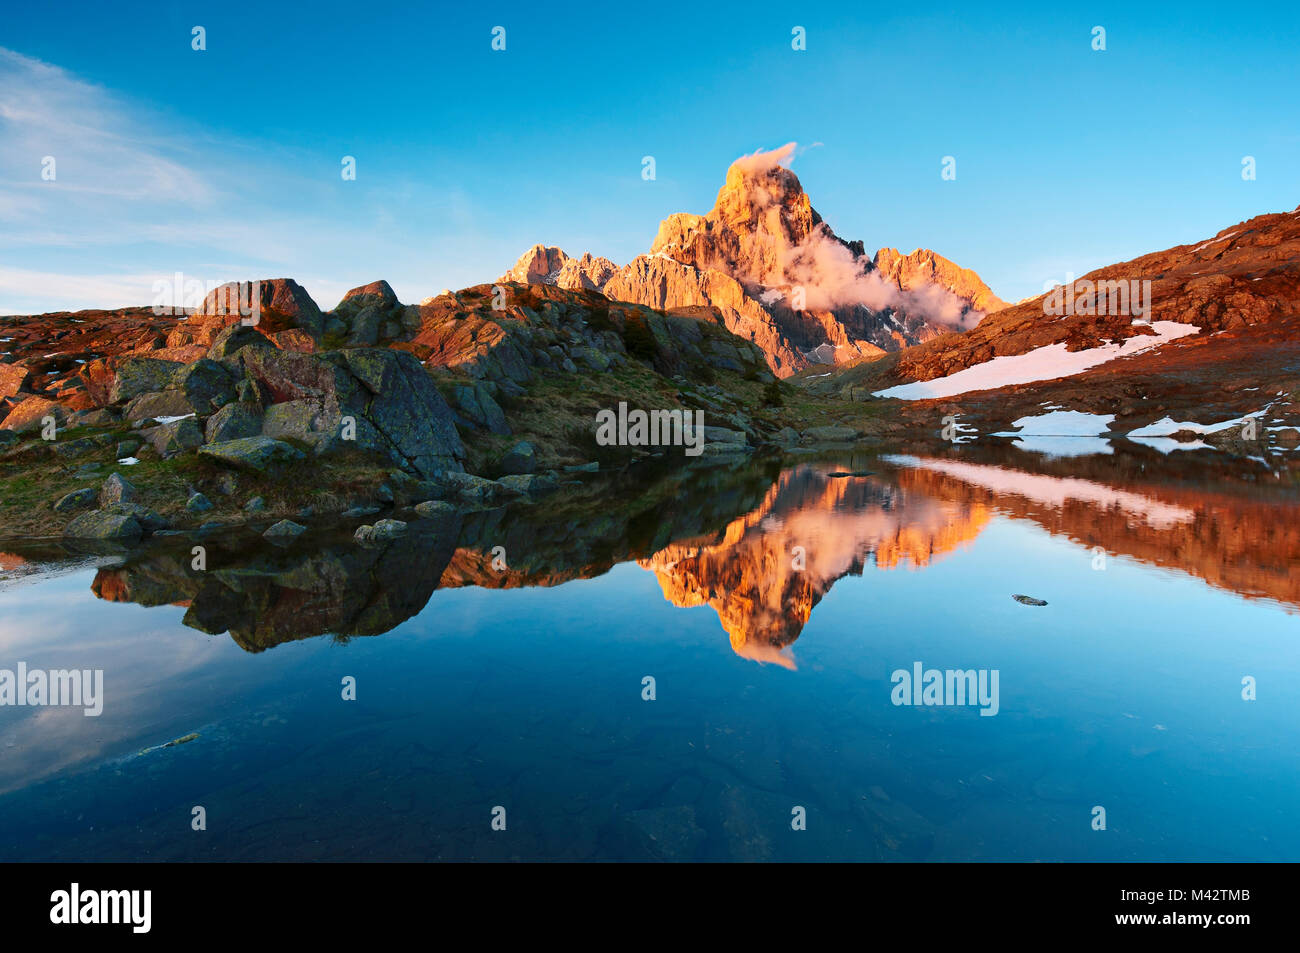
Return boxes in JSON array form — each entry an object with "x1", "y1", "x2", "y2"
[{"x1": 407, "y1": 280, "x2": 775, "y2": 437}]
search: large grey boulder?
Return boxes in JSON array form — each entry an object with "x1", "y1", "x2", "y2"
[
  {"x1": 141, "y1": 417, "x2": 204, "y2": 456},
  {"x1": 198, "y1": 436, "x2": 306, "y2": 472},
  {"x1": 230, "y1": 347, "x2": 465, "y2": 478},
  {"x1": 100, "y1": 472, "x2": 136, "y2": 507},
  {"x1": 205, "y1": 401, "x2": 264, "y2": 443},
  {"x1": 124, "y1": 390, "x2": 195, "y2": 423},
  {"x1": 171, "y1": 359, "x2": 236, "y2": 413},
  {"x1": 63, "y1": 510, "x2": 143, "y2": 541},
  {"x1": 207, "y1": 324, "x2": 276, "y2": 361},
  {"x1": 498, "y1": 441, "x2": 536, "y2": 475},
  {"x1": 109, "y1": 358, "x2": 185, "y2": 404}
]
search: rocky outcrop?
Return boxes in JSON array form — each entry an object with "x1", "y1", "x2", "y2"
[
  {"x1": 874, "y1": 248, "x2": 1008, "y2": 322},
  {"x1": 499, "y1": 245, "x2": 619, "y2": 291},
  {"x1": 407, "y1": 282, "x2": 773, "y2": 430},
  {"x1": 326, "y1": 280, "x2": 421, "y2": 347}
]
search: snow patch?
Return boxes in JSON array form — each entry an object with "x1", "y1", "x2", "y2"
[{"x1": 874, "y1": 322, "x2": 1200, "y2": 400}]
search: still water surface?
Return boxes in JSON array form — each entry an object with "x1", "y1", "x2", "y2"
[{"x1": 1, "y1": 448, "x2": 1297, "y2": 860}]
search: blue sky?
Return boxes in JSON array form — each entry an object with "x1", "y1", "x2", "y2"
[{"x1": 1, "y1": 0, "x2": 1297, "y2": 314}]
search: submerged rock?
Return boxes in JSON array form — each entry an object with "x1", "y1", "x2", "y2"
[
  {"x1": 1011, "y1": 594, "x2": 1048, "y2": 606},
  {"x1": 263, "y1": 519, "x2": 305, "y2": 541},
  {"x1": 413, "y1": 500, "x2": 456, "y2": 519},
  {"x1": 354, "y1": 518, "x2": 408, "y2": 544}
]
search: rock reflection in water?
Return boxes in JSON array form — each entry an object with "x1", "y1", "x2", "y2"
[{"x1": 53, "y1": 446, "x2": 1300, "y2": 661}]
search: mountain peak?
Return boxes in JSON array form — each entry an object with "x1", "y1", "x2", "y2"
[{"x1": 498, "y1": 143, "x2": 1005, "y2": 375}]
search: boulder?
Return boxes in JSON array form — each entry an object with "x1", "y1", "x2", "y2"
[
  {"x1": 205, "y1": 401, "x2": 264, "y2": 443},
  {"x1": 498, "y1": 440, "x2": 536, "y2": 475},
  {"x1": 263, "y1": 519, "x2": 306, "y2": 541},
  {"x1": 100, "y1": 472, "x2": 136, "y2": 506},
  {"x1": 142, "y1": 417, "x2": 204, "y2": 456},
  {"x1": 436, "y1": 471, "x2": 521, "y2": 502},
  {"x1": 3, "y1": 396, "x2": 64, "y2": 434},
  {"x1": 207, "y1": 324, "x2": 275, "y2": 361},
  {"x1": 496, "y1": 473, "x2": 559, "y2": 496},
  {"x1": 109, "y1": 358, "x2": 185, "y2": 404},
  {"x1": 354, "y1": 519, "x2": 408, "y2": 544},
  {"x1": 337, "y1": 349, "x2": 466, "y2": 476},
  {"x1": 63, "y1": 510, "x2": 143, "y2": 541},
  {"x1": 186, "y1": 492, "x2": 214, "y2": 514},
  {"x1": 171, "y1": 359, "x2": 236, "y2": 413},
  {"x1": 413, "y1": 500, "x2": 457, "y2": 519},
  {"x1": 197, "y1": 279, "x2": 325, "y2": 341},
  {"x1": 104, "y1": 502, "x2": 169, "y2": 534},
  {"x1": 449, "y1": 383, "x2": 510, "y2": 435},
  {"x1": 54, "y1": 487, "x2": 97, "y2": 512},
  {"x1": 0, "y1": 362, "x2": 31, "y2": 399},
  {"x1": 803, "y1": 424, "x2": 858, "y2": 443},
  {"x1": 198, "y1": 436, "x2": 305, "y2": 472},
  {"x1": 124, "y1": 390, "x2": 195, "y2": 423}
]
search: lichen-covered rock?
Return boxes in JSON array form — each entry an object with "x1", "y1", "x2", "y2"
[
  {"x1": 413, "y1": 500, "x2": 457, "y2": 519},
  {"x1": 63, "y1": 510, "x2": 143, "y2": 541},
  {"x1": 802, "y1": 424, "x2": 858, "y2": 443},
  {"x1": 207, "y1": 324, "x2": 275, "y2": 361},
  {"x1": 263, "y1": 519, "x2": 305, "y2": 541},
  {"x1": 54, "y1": 487, "x2": 97, "y2": 512},
  {"x1": 496, "y1": 473, "x2": 559, "y2": 496},
  {"x1": 498, "y1": 440, "x2": 536, "y2": 475},
  {"x1": 354, "y1": 518, "x2": 408, "y2": 544},
  {"x1": 104, "y1": 502, "x2": 169, "y2": 534},
  {"x1": 100, "y1": 472, "x2": 136, "y2": 506},
  {"x1": 142, "y1": 416, "x2": 204, "y2": 456},
  {"x1": 109, "y1": 358, "x2": 185, "y2": 404},
  {"x1": 3, "y1": 396, "x2": 65, "y2": 434},
  {"x1": 337, "y1": 349, "x2": 465, "y2": 476},
  {"x1": 435, "y1": 471, "x2": 522, "y2": 502},
  {"x1": 449, "y1": 383, "x2": 510, "y2": 435},
  {"x1": 205, "y1": 401, "x2": 264, "y2": 443},
  {"x1": 171, "y1": 359, "x2": 236, "y2": 413},
  {"x1": 186, "y1": 492, "x2": 214, "y2": 514},
  {"x1": 124, "y1": 390, "x2": 195, "y2": 423},
  {"x1": 198, "y1": 436, "x2": 306, "y2": 472}
]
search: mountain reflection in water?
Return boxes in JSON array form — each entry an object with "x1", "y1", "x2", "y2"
[
  {"x1": 3, "y1": 445, "x2": 1299, "y2": 862},
  {"x1": 35, "y1": 445, "x2": 1300, "y2": 662}
]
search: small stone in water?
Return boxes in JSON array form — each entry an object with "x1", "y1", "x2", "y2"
[{"x1": 1012, "y1": 594, "x2": 1048, "y2": 606}]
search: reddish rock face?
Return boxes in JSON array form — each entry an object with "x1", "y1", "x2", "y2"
[
  {"x1": 0, "y1": 363, "x2": 29, "y2": 400},
  {"x1": 875, "y1": 206, "x2": 1300, "y2": 390},
  {"x1": 498, "y1": 151, "x2": 1004, "y2": 377},
  {"x1": 0, "y1": 307, "x2": 177, "y2": 419}
]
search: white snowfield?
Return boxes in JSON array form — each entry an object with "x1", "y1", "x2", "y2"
[{"x1": 873, "y1": 321, "x2": 1201, "y2": 400}]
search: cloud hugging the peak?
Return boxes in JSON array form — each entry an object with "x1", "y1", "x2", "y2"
[{"x1": 730, "y1": 142, "x2": 798, "y2": 175}]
